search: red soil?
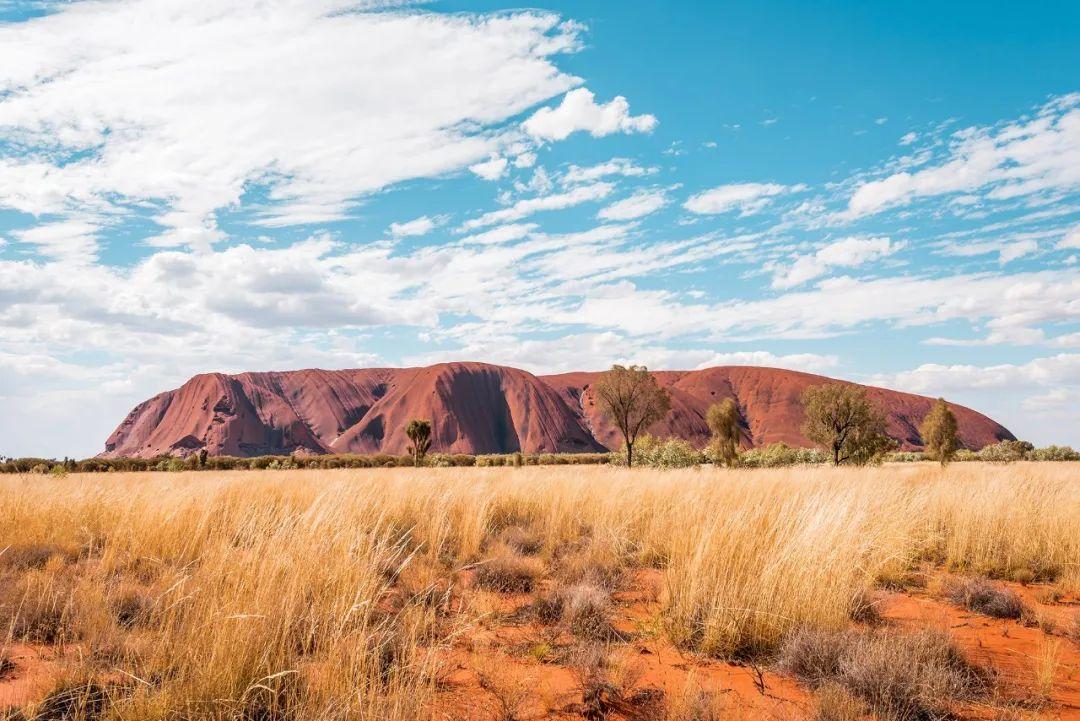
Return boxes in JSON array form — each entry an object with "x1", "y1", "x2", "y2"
[
  {"x1": 879, "y1": 582, "x2": 1080, "y2": 718},
  {"x1": 4, "y1": 572, "x2": 1076, "y2": 719},
  {"x1": 101, "y1": 362, "x2": 1014, "y2": 459},
  {"x1": 0, "y1": 644, "x2": 60, "y2": 709}
]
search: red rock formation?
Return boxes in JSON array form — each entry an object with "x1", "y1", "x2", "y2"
[
  {"x1": 102, "y1": 363, "x2": 1014, "y2": 458},
  {"x1": 542, "y1": 366, "x2": 1012, "y2": 452}
]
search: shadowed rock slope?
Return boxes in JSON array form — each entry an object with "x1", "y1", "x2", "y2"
[{"x1": 102, "y1": 362, "x2": 1014, "y2": 458}]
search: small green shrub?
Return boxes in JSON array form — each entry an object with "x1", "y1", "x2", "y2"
[
  {"x1": 1029, "y1": 445, "x2": 1080, "y2": 461},
  {"x1": 609, "y1": 435, "x2": 702, "y2": 469},
  {"x1": 739, "y1": 442, "x2": 828, "y2": 468},
  {"x1": 977, "y1": 440, "x2": 1034, "y2": 463}
]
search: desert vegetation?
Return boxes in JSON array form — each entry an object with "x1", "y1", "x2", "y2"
[{"x1": 0, "y1": 462, "x2": 1076, "y2": 720}]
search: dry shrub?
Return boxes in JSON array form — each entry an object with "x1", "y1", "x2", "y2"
[
  {"x1": 475, "y1": 550, "x2": 543, "y2": 593},
  {"x1": 473, "y1": 656, "x2": 533, "y2": 721},
  {"x1": 813, "y1": 682, "x2": 865, "y2": 721},
  {"x1": 1032, "y1": 639, "x2": 1060, "y2": 705},
  {"x1": 109, "y1": 584, "x2": 153, "y2": 629},
  {"x1": 0, "y1": 563, "x2": 77, "y2": 644},
  {"x1": 876, "y1": 567, "x2": 928, "y2": 591},
  {"x1": 778, "y1": 627, "x2": 988, "y2": 721},
  {"x1": 532, "y1": 582, "x2": 615, "y2": 641},
  {"x1": 567, "y1": 644, "x2": 655, "y2": 720},
  {"x1": 554, "y1": 541, "x2": 626, "y2": 591},
  {"x1": 664, "y1": 678, "x2": 727, "y2": 721},
  {"x1": 0, "y1": 543, "x2": 79, "y2": 571},
  {"x1": 30, "y1": 679, "x2": 112, "y2": 721},
  {"x1": 499, "y1": 526, "x2": 544, "y2": 556},
  {"x1": 848, "y1": 588, "x2": 881, "y2": 625},
  {"x1": 945, "y1": 578, "x2": 1026, "y2": 619},
  {"x1": 396, "y1": 555, "x2": 453, "y2": 609}
]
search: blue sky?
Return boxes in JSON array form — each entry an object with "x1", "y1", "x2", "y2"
[{"x1": 0, "y1": 0, "x2": 1078, "y2": 457}]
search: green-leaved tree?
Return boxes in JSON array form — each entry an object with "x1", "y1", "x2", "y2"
[
  {"x1": 706, "y1": 398, "x2": 741, "y2": 467},
  {"x1": 594, "y1": 365, "x2": 672, "y2": 468},
  {"x1": 405, "y1": 419, "x2": 433, "y2": 467},
  {"x1": 801, "y1": 383, "x2": 894, "y2": 466},
  {"x1": 919, "y1": 398, "x2": 958, "y2": 466}
]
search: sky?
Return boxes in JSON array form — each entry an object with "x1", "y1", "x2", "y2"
[{"x1": 0, "y1": 0, "x2": 1078, "y2": 458}]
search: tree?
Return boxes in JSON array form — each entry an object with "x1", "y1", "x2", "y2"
[
  {"x1": 706, "y1": 398, "x2": 741, "y2": 467},
  {"x1": 594, "y1": 365, "x2": 672, "y2": 468},
  {"x1": 919, "y1": 398, "x2": 958, "y2": 466},
  {"x1": 801, "y1": 383, "x2": 894, "y2": 466},
  {"x1": 405, "y1": 419, "x2": 433, "y2": 467}
]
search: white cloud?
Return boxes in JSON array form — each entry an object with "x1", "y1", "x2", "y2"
[
  {"x1": 1049, "y1": 332, "x2": 1080, "y2": 347},
  {"x1": 771, "y1": 236, "x2": 900, "y2": 289},
  {"x1": 12, "y1": 220, "x2": 101, "y2": 264},
  {"x1": 846, "y1": 94, "x2": 1080, "y2": 217},
  {"x1": 872, "y1": 354, "x2": 1080, "y2": 394},
  {"x1": 597, "y1": 189, "x2": 668, "y2": 221},
  {"x1": 899, "y1": 131, "x2": 918, "y2": 145},
  {"x1": 460, "y1": 182, "x2": 613, "y2": 230},
  {"x1": 868, "y1": 353, "x2": 1080, "y2": 445},
  {"x1": 688, "y1": 351, "x2": 838, "y2": 374},
  {"x1": 683, "y1": 182, "x2": 795, "y2": 215},
  {"x1": 389, "y1": 215, "x2": 439, "y2": 237},
  {"x1": 1022, "y1": 388, "x2": 1070, "y2": 411},
  {"x1": 458, "y1": 224, "x2": 536, "y2": 246},
  {"x1": 1058, "y1": 225, "x2": 1080, "y2": 250},
  {"x1": 513, "y1": 152, "x2": 537, "y2": 169},
  {"x1": 469, "y1": 156, "x2": 509, "y2": 181},
  {"x1": 406, "y1": 329, "x2": 837, "y2": 376},
  {"x1": 0, "y1": 2, "x2": 587, "y2": 249},
  {"x1": 998, "y1": 238, "x2": 1039, "y2": 263},
  {"x1": 562, "y1": 158, "x2": 656, "y2": 185},
  {"x1": 522, "y1": 88, "x2": 657, "y2": 142}
]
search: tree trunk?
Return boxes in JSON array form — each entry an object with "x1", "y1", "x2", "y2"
[{"x1": 626, "y1": 439, "x2": 634, "y2": 468}]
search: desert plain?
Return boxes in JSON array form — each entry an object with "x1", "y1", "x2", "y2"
[{"x1": 0, "y1": 462, "x2": 1077, "y2": 721}]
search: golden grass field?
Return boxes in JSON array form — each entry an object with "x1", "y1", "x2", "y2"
[{"x1": 0, "y1": 462, "x2": 1078, "y2": 721}]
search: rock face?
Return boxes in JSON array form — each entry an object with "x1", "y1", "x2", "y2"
[{"x1": 102, "y1": 362, "x2": 1014, "y2": 458}]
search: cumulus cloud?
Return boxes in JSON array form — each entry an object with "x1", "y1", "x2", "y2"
[
  {"x1": 0, "y1": 1, "x2": 587, "y2": 248},
  {"x1": 683, "y1": 182, "x2": 796, "y2": 215},
  {"x1": 846, "y1": 94, "x2": 1080, "y2": 218},
  {"x1": 868, "y1": 353, "x2": 1080, "y2": 445},
  {"x1": 12, "y1": 220, "x2": 101, "y2": 264},
  {"x1": 469, "y1": 156, "x2": 509, "y2": 181},
  {"x1": 872, "y1": 354, "x2": 1080, "y2": 394},
  {"x1": 597, "y1": 189, "x2": 668, "y2": 221},
  {"x1": 407, "y1": 329, "x2": 837, "y2": 376},
  {"x1": 1058, "y1": 225, "x2": 1080, "y2": 250},
  {"x1": 389, "y1": 216, "x2": 440, "y2": 238},
  {"x1": 771, "y1": 236, "x2": 900, "y2": 289},
  {"x1": 688, "y1": 351, "x2": 838, "y2": 374},
  {"x1": 522, "y1": 88, "x2": 657, "y2": 142}
]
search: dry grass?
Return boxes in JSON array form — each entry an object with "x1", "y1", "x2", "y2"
[
  {"x1": 812, "y1": 682, "x2": 865, "y2": 721},
  {"x1": 532, "y1": 581, "x2": 616, "y2": 641},
  {"x1": 945, "y1": 577, "x2": 1026, "y2": 619},
  {"x1": 0, "y1": 462, "x2": 1074, "y2": 719},
  {"x1": 1032, "y1": 639, "x2": 1060, "y2": 704},
  {"x1": 778, "y1": 626, "x2": 989, "y2": 720}
]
